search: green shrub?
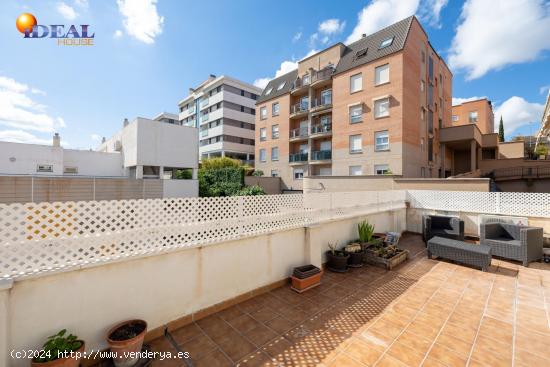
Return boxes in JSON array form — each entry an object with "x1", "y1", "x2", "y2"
[
  {"x1": 198, "y1": 166, "x2": 244, "y2": 197},
  {"x1": 34, "y1": 329, "x2": 82, "y2": 362},
  {"x1": 535, "y1": 145, "x2": 548, "y2": 157},
  {"x1": 252, "y1": 170, "x2": 264, "y2": 177},
  {"x1": 238, "y1": 185, "x2": 265, "y2": 196},
  {"x1": 201, "y1": 157, "x2": 241, "y2": 170},
  {"x1": 174, "y1": 168, "x2": 193, "y2": 179}
]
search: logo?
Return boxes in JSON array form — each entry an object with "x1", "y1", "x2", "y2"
[{"x1": 16, "y1": 13, "x2": 95, "y2": 46}]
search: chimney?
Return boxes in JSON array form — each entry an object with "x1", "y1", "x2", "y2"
[
  {"x1": 362, "y1": 33, "x2": 366, "y2": 38},
  {"x1": 52, "y1": 133, "x2": 60, "y2": 147},
  {"x1": 188, "y1": 87, "x2": 194, "y2": 94},
  {"x1": 123, "y1": 118, "x2": 129, "y2": 127},
  {"x1": 101, "y1": 137, "x2": 106, "y2": 143}
]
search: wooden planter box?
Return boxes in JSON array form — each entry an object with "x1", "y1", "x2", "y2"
[
  {"x1": 364, "y1": 249, "x2": 409, "y2": 270},
  {"x1": 291, "y1": 270, "x2": 323, "y2": 293}
]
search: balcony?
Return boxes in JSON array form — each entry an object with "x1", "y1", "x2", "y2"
[
  {"x1": 311, "y1": 149, "x2": 332, "y2": 162},
  {"x1": 311, "y1": 67, "x2": 333, "y2": 88},
  {"x1": 2, "y1": 190, "x2": 550, "y2": 367},
  {"x1": 289, "y1": 127, "x2": 309, "y2": 141},
  {"x1": 289, "y1": 152, "x2": 308, "y2": 164},
  {"x1": 290, "y1": 103, "x2": 309, "y2": 119},
  {"x1": 310, "y1": 123, "x2": 332, "y2": 138},
  {"x1": 310, "y1": 96, "x2": 332, "y2": 115},
  {"x1": 290, "y1": 78, "x2": 310, "y2": 95},
  {"x1": 200, "y1": 98, "x2": 209, "y2": 108},
  {"x1": 200, "y1": 113, "x2": 209, "y2": 123}
]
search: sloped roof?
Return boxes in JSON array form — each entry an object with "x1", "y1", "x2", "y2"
[{"x1": 257, "y1": 69, "x2": 298, "y2": 104}]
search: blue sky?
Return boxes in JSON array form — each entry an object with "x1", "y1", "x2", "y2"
[{"x1": 0, "y1": 0, "x2": 548, "y2": 149}]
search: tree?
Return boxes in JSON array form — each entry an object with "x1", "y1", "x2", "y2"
[
  {"x1": 198, "y1": 157, "x2": 265, "y2": 197},
  {"x1": 498, "y1": 116, "x2": 505, "y2": 142}
]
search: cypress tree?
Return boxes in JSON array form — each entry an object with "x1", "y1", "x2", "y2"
[{"x1": 498, "y1": 116, "x2": 505, "y2": 142}]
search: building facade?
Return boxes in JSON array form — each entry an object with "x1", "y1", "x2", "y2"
[
  {"x1": 255, "y1": 16, "x2": 452, "y2": 190},
  {"x1": 178, "y1": 75, "x2": 262, "y2": 163},
  {"x1": 535, "y1": 91, "x2": 550, "y2": 151},
  {"x1": 451, "y1": 98, "x2": 495, "y2": 135}
]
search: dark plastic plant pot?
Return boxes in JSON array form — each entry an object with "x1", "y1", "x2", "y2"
[
  {"x1": 326, "y1": 251, "x2": 349, "y2": 272},
  {"x1": 345, "y1": 251, "x2": 364, "y2": 268},
  {"x1": 293, "y1": 264, "x2": 321, "y2": 279}
]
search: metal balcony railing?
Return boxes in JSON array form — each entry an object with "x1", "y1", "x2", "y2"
[
  {"x1": 311, "y1": 68, "x2": 333, "y2": 84},
  {"x1": 290, "y1": 127, "x2": 309, "y2": 139},
  {"x1": 311, "y1": 95, "x2": 332, "y2": 109},
  {"x1": 289, "y1": 153, "x2": 308, "y2": 162},
  {"x1": 311, "y1": 150, "x2": 332, "y2": 161},
  {"x1": 311, "y1": 123, "x2": 332, "y2": 134},
  {"x1": 291, "y1": 77, "x2": 310, "y2": 91}
]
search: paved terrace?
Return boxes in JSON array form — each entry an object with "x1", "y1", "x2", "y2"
[{"x1": 129, "y1": 234, "x2": 550, "y2": 367}]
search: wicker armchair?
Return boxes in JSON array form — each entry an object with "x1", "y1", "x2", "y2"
[
  {"x1": 422, "y1": 215, "x2": 464, "y2": 242},
  {"x1": 480, "y1": 223, "x2": 543, "y2": 266}
]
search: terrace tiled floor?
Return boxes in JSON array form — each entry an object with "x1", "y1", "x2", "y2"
[{"x1": 147, "y1": 234, "x2": 550, "y2": 367}]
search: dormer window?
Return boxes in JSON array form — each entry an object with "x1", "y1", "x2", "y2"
[
  {"x1": 265, "y1": 87, "x2": 273, "y2": 95},
  {"x1": 355, "y1": 48, "x2": 368, "y2": 59},
  {"x1": 277, "y1": 82, "x2": 286, "y2": 91},
  {"x1": 379, "y1": 37, "x2": 394, "y2": 49}
]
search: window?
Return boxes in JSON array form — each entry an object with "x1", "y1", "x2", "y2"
[
  {"x1": 293, "y1": 168, "x2": 304, "y2": 180},
  {"x1": 303, "y1": 74, "x2": 310, "y2": 85},
  {"x1": 374, "y1": 164, "x2": 390, "y2": 175},
  {"x1": 272, "y1": 102, "x2": 280, "y2": 116},
  {"x1": 349, "y1": 134, "x2": 362, "y2": 153},
  {"x1": 452, "y1": 115, "x2": 459, "y2": 122},
  {"x1": 271, "y1": 170, "x2": 279, "y2": 177},
  {"x1": 421, "y1": 167, "x2": 426, "y2": 177},
  {"x1": 469, "y1": 111, "x2": 478, "y2": 123},
  {"x1": 350, "y1": 73, "x2": 362, "y2": 93},
  {"x1": 375, "y1": 64, "x2": 389, "y2": 85},
  {"x1": 379, "y1": 37, "x2": 394, "y2": 49},
  {"x1": 428, "y1": 138, "x2": 433, "y2": 161},
  {"x1": 374, "y1": 98, "x2": 390, "y2": 118},
  {"x1": 349, "y1": 104, "x2": 363, "y2": 124},
  {"x1": 271, "y1": 147, "x2": 279, "y2": 161},
  {"x1": 271, "y1": 124, "x2": 279, "y2": 139},
  {"x1": 260, "y1": 127, "x2": 266, "y2": 141},
  {"x1": 375, "y1": 130, "x2": 389, "y2": 151},
  {"x1": 421, "y1": 50, "x2": 425, "y2": 63},
  {"x1": 421, "y1": 108, "x2": 425, "y2": 121},
  {"x1": 64, "y1": 166, "x2": 78, "y2": 174},
  {"x1": 320, "y1": 89, "x2": 332, "y2": 105},
  {"x1": 37, "y1": 164, "x2": 53, "y2": 172},
  {"x1": 259, "y1": 149, "x2": 266, "y2": 162},
  {"x1": 428, "y1": 56, "x2": 434, "y2": 81},
  {"x1": 355, "y1": 48, "x2": 368, "y2": 59},
  {"x1": 260, "y1": 107, "x2": 267, "y2": 120},
  {"x1": 277, "y1": 82, "x2": 286, "y2": 91},
  {"x1": 421, "y1": 137, "x2": 425, "y2": 152},
  {"x1": 265, "y1": 87, "x2": 273, "y2": 95},
  {"x1": 420, "y1": 80, "x2": 425, "y2": 92},
  {"x1": 349, "y1": 165, "x2": 362, "y2": 176}
]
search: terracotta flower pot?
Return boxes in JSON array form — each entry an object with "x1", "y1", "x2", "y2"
[
  {"x1": 291, "y1": 265, "x2": 323, "y2": 293},
  {"x1": 31, "y1": 341, "x2": 85, "y2": 367},
  {"x1": 107, "y1": 319, "x2": 147, "y2": 367}
]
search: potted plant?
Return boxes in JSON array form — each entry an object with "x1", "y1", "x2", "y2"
[
  {"x1": 357, "y1": 220, "x2": 383, "y2": 248},
  {"x1": 326, "y1": 241, "x2": 349, "y2": 272},
  {"x1": 535, "y1": 145, "x2": 548, "y2": 160},
  {"x1": 291, "y1": 264, "x2": 323, "y2": 293},
  {"x1": 363, "y1": 238, "x2": 409, "y2": 270},
  {"x1": 344, "y1": 241, "x2": 364, "y2": 268},
  {"x1": 107, "y1": 319, "x2": 147, "y2": 367},
  {"x1": 32, "y1": 329, "x2": 84, "y2": 367}
]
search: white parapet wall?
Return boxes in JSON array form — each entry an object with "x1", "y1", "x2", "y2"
[
  {"x1": 162, "y1": 179, "x2": 199, "y2": 198},
  {"x1": 1, "y1": 206, "x2": 405, "y2": 366}
]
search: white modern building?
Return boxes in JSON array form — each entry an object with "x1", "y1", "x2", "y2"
[
  {"x1": 178, "y1": 75, "x2": 261, "y2": 163},
  {"x1": 0, "y1": 115, "x2": 199, "y2": 198}
]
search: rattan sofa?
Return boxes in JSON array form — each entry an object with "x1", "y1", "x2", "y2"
[
  {"x1": 480, "y1": 222, "x2": 543, "y2": 266},
  {"x1": 422, "y1": 215, "x2": 464, "y2": 242}
]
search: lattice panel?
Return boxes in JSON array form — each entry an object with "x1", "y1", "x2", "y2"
[{"x1": 407, "y1": 190, "x2": 550, "y2": 218}]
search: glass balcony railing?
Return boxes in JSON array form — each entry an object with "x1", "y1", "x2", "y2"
[
  {"x1": 311, "y1": 123, "x2": 332, "y2": 134},
  {"x1": 311, "y1": 95, "x2": 332, "y2": 109},
  {"x1": 188, "y1": 107, "x2": 196, "y2": 114},
  {"x1": 290, "y1": 127, "x2": 309, "y2": 139},
  {"x1": 311, "y1": 150, "x2": 332, "y2": 161},
  {"x1": 200, "y1": 114, "x2": 209, "y2": 123},
  {"x1": 289, "y1": 152, "x2": 308, "y2": 163},
  {"x1": 200, "y1": 98, "x2": 209, "y2": 108},
  {"x1": 290, "y1": 103, "x2": 309, "y2": 115},
  {"x1": 311, "y1": 68, "x2": 333, "y2": 84},
  {"x1": 200, "y1": 129, "x2": 208, "y2": 137}
]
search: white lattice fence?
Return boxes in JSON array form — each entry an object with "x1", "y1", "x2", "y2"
[
  {"x1": 407, "y1": 190, "x2": 550, "y2": 218},
  {"x1": 0, "y1": 192, "x2": 406, "y2": 279}
]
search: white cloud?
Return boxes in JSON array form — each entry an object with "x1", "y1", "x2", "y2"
[
  {"x1": 0, "y1": 130, "x2": 53, "y2": 145},
  {"x1": 418, "y1": 0, "x2": 449, "y2": 28},
  {"x1": 31, "y1": 87, "x2": 46, "y2": 96},
  {"x1": 74, "y1": 0, "x2": 89, "y2": 8},
  {"x1": 56, "y1": 2, "x2": 78, "y2": 20},
  {"x1": 318, "y1": 19, "x2": 346, "y2": 35},
  {"x1": 91, "y1": 133, "x2": 101, "y2": 141},
  {"x1": 114, "y1": 29, "x2": 123, "y2": 39},
  {"x1": 540, "y1": 85, "x2": 550, "y2": 95},
  {"x1": 253, "y1": 50, "x2": 318, "y2": 90},
  {"x1": 493, "y1": 96, "x2": 544, "y2": 136},
  {"x1": 449, "y1": 0, "x2": 550, "y2": 80},
  {"x1": 452, "y1": 96, "x2": 486, "y2": 106},
  {"x1": 0, "y1": 75, "x2": 65, "y2": 133},
  {"x1": 345, "y1": 0, "x2": 420, "y2": 44},
  {"x1": 292, "y1": 31, "x2": 302, "y2": 43},
  {"x1": 117, "y1": 0, "x2": 164, "y2": 44}
]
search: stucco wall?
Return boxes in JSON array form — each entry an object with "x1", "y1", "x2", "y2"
[
  {"x1": 162, "y1": 179, "x2": 199, "y2": 198},
  {"x1": 498, "y1": 141, "x2": 524, "y2": 159},
  {"x1": 1, "y1": 209, "x2": 404, "y2": 366}
]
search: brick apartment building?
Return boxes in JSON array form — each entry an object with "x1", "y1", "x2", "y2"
[
  {"x1": 254, "y1": 16, "x2": 452, "y2": 190},
  {"x1": 451, "y1": 98, "x2": 495, "y2": 135}
]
